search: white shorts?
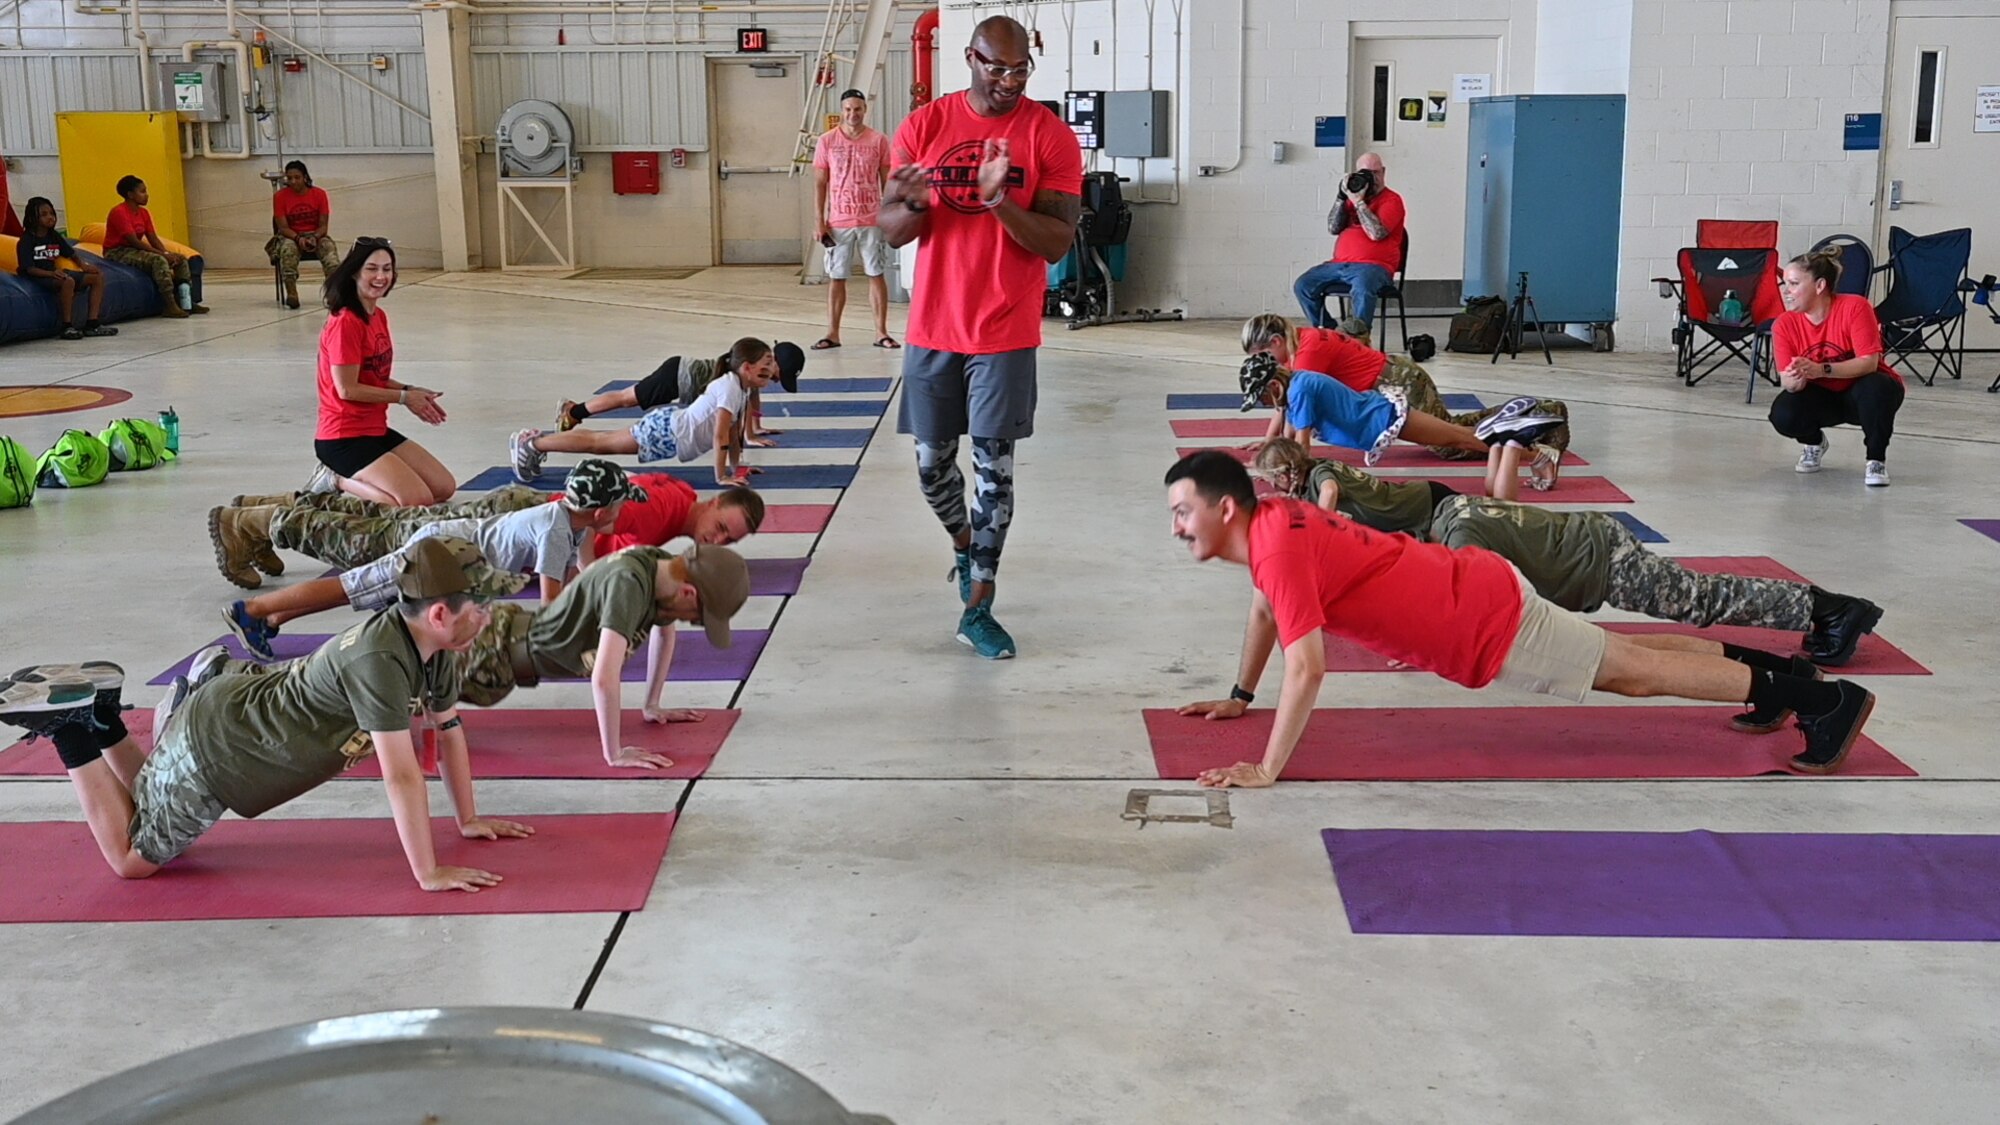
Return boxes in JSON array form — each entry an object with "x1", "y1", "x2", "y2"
[
  {"x1": 1492, "y1": 566, "x2": 1607, "y2": 705},
  {"x1": 825, "y1": 225, "x2": 889, "y2": 280}
]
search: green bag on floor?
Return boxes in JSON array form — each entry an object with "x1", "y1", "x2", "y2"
[
  {"x1": 0, "y1": 436, "x2": 35, "y2": 508},
  {"x1": 99, "y1": 418, "x2": 175, "y2": 471},
  {"x1": 35, "y1": 428, "x2": 110, "y2": 489}
]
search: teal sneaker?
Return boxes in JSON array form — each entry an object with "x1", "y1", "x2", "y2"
[
  {"x1": 955, "y1": 603, "x2": 1016, "y2": 660},
  {"x1": 947, "y1": 548, "x2": 973, "y2": 605}
]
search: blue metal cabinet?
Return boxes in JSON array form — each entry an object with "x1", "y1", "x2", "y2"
[{"x1": 1463, "y1": 94, "x2": 1625, "y2": 324}]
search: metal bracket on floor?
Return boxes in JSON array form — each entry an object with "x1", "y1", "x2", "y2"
[{"x1": 1122, "y1": 788, "x2": 1233, "y2": 830}]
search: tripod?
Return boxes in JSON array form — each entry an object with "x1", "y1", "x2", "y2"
[{"x1": 1490, "y1": 270, "x2": 1553, "y2": 365}]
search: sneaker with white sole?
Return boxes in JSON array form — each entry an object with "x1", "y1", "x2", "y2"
[
  {"x1": 1474, "y1": 396, "x2": 1565, "y2": 449},
  {"x1": 153, "y1": 675, "x2": 192, "y2": 736},
  {"x1": 303, "y1": 463, "x2": 339, "y2": 494},
  {"x1": 956, "y1": 603, "x2": 1016, "y2": 660},
  {"x1": 1864, "y1": 460, "x2": 1889, "y2": 487},
  {"x1": 1794, "y1": 440, "x2": 1829, "y2": 474},
  {"x1": 509, "y1": 429, "x2": 548, "y2": 484},
  {"x1": 0, "y1": 677, "x2": 99, "y2": 739},
  {"x1": 189, "y1": 644, "x2": 236, "y2": 689}
]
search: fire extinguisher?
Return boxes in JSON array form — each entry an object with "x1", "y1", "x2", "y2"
[{"x1": 815, "y1": 59, "x2": 836, "y2": 87}]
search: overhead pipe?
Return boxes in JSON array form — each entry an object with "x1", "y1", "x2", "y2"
[
  {"x1": 909, "y1": 5, "x2": 935, "y2": 109},
  {"x1": 179, "y1": 38, "x2": 254, "y2": 157}
]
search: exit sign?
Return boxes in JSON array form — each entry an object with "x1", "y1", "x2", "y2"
[{"x1": 738, "y1": 27, "x2": 768, "y2": 52}]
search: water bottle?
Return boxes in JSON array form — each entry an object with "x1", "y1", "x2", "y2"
[
  {"x1": 1717, "y1": 289, "x2": 1746, "y2": 326},
  {"x1": 175, "y1": 281, "x2": 192, "y2": 311},
  {"x1": 159, "y1": 406, "x2": 180, "y2": 454}
]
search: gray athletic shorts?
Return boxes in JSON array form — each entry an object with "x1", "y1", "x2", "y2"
[
  {"x1": 825, "y1": 225, "x2": 889, "y2": 280},
  {"x1": 896, "y1": 345, "x2": 1038, "y2": 441},
  {"x1": 340, "y1": 549, "x2": 407, "y2": 612},
  {"x1": 128, "y1": 719, "x2": 228, "y2": 866}
]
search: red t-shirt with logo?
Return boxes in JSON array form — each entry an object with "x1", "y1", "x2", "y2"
[
  {"x1": 814, "y1": 127, "x2": 891, "y2": 229},
  {"x1": 274, "y1": 186, "x2": 331, "y2": 234},
  {"x1": 104, "y1": 202, "x2": 157, "y2": 251},
  {"x1": 1248, "y1": 497, "x2": 1523, "y2": 689},
  {"x1": 893, "y1": 91, "x2": 1084, "y2": 354},
  {"x1": 1329, "y1": 187, "x2": 1405, "y2": 273},
  {"x1": 315, "y1": 307, "x2": 395, "y2": 440},
  {"x1": 1290, "y1": 326, "x2": 1389, "y2": 392},
  {"x1": 594, "y1": 474, "x2": 698, "y2": 553},
  {"x1": 1771, "y1": 294, "x2": 1905, "y2": 393}
]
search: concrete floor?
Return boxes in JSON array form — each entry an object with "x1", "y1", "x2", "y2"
[{"x1": 3, "y1": 267, "x2": 1999, "y2": 1122}]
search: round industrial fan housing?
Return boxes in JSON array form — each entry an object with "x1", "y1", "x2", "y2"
[{"x1": 496, "y1": 99, "x2": 576, "y2": 178}]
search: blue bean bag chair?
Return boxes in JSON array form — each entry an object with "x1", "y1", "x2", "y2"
[
  {"x1": 77, "y1": 248, "x2": 165, "y2": 324},
  {"x1": 0, "y1": 269, "x2": 62, "y2": 344}
]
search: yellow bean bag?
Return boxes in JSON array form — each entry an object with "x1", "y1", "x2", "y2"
[
  {"x1": 78, "y1": 222, "x2": 201, "y2": 260},
  {"x1": 0, "y1": 233, "x2": 86, "y2": 273}
]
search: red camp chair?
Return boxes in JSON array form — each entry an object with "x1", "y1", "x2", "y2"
[
  {"x1": 1661, "y1": 247, "x2": 1785, "y2": 402},
  {"x1": 1696, "y1": 219, "x2": 1779, "y2": 251}
]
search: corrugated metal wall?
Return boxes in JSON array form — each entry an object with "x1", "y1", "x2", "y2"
[
  {"x1": 0, "y1": 52, "x2": 149, "y2": 154},
  {"x1": 470, "y1": 46, "x2": 708, "y2": 150},
  {"x1": 272, "y1": 49, "x2": 431, "y2": 152}
]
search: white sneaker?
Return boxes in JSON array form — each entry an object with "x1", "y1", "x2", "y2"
[
  {"x1": 303, "y1": 463, "x2": 339, "y2": 494},
  {"x1": 1795, "y1": 440, "x2": 1829, "y2": 474},
  {"x1": 1865, "y1": 460, "x2": 1890, "y2": 487},
  {"x1": 509, "y1": 429, "x2": 547, "y2": 484},
  {"x1": 153, "y1": 676, "x2": 191, "y2": 737}
]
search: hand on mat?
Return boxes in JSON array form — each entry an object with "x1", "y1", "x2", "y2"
[
  {"x1": 1177, "y1": 698, "x2": 1248, "y2": 721},
  {"x1": 1197, "y1": 761, "x2": 1275, "y2": 789},
  {"x1": 460, "y1": 816, "x2": 535, "y2": 841},
  {"x1": 746, "y1": 435, "x2": 778, "y2": 448},
  {"x1": 607, "y1": 746, "x2": 675, "y2": 770},
  {"x1": 642, "y1": 706, "x2": 706, "y2": 725},
  {"x1": 420, "y1": 864, "x2": 503, "y2": 893}
]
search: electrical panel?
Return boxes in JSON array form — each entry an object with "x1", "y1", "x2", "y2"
[
  {"x1": 1104, "y1": 90, "x2": 1170, "y2": 158},
  {"x1": 1063, "y1": 90, "x2": 1104, "y2": 151}
]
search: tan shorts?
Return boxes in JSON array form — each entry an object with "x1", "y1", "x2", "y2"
[{"x1": 1492, "y1": 566, "x2": 1607, "y2": 704}]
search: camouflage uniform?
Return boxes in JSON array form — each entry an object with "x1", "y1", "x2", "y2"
[
  {"x1": 127, "y1": 705, "x2": 229, "y2": 865},
  {"x1": 264, "y1": 235, "x2": 336, "y2": 284},
  {"x1": 292, "y1": 484, "x2": 548, "y2": 521},
  {"x1": 1601, "y1": 519, "x2": 1812, "y2": 629},
  {"x1": 1371, "y1": 355, "x2": 1572, "y2": 460},
  {"x1": 270, "y1": 508, "x2": 445, "y2": 569},
  {"x1": 104, "y1": 246, "x2": 190, "y2": 299},
  {"x1": 459, "y1": 602, "x2": 535, "y2": 707}
]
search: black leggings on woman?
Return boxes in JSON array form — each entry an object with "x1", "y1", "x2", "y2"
[{"x1": 1767, "y1": 372, "x2": 1905, "y2": 461}]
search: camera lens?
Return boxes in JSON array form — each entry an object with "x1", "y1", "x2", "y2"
[{"x1": 1345, "y1": 171, "x2": 1372, "y2": 194}]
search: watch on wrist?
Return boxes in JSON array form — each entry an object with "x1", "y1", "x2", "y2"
[
  {"x1": 1229, "y1": 684, "x2": 1256, "y2": 705},
  {"x1": 1821, "y1": 362, "x2": 1832, "y2": 378},
  {"x1": 904, "y1": 198, "x2": 928, "y2": 212}
]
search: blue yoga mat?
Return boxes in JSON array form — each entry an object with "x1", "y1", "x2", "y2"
[
  {"x1": 1324, "y1": 828, "x2": 2000, "y2": 941},
  {"x1": 461, "y1": 464, "x2": 856, "y2": 492},
  {"x1": 593, "y1": 377, "x2": 892, "y2": 395},
  {"x1": 1165, "y1": 392, "x2": 1487, "y2": 412},
  {"x1": 576, "y1": 415, "x2": 874, "y2": 449},
  {"x1": 153, "y1": 630, "x2": 769, "y2": 685},
  {"x1": 1606, "y1": 511, "x2": 1666, "y2": 544}
]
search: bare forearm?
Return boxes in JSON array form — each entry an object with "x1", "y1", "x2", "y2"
[
  {"x1": 1258, "y1": 664, "x2": 1323, "y2": 780},
  {"x1": 592, "y1": 665, "x2": 625, "y2": 761},
  {"x1": 992, "y1": 197, "x2": 1075, "y2": 263},
  {"x1": 1328, "y1": 201, "x2": 1348, "y2": 237},
  {"x1": 878, "y1": 201, "x2": 926, "y2": 247},
  {"x1": 435, "y1": 721, "x2": 478, "y2": 825},
  {"x1": 382, "y1": 769, "x2": 439, "y2": 882},
  {"x1": 1354, "y1": 199, "x2": 1387, "y2": 241},
  {"x1": 644, "y1": 625, "x2": 675, "y2": 709},
  {"x1": 1233, "y1": 601, "x2": 1279, "y2": 694}
]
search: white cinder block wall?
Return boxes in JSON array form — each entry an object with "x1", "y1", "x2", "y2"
[{"x1": 1535, "y1": 0, "x2": 1633, "y2": 94}]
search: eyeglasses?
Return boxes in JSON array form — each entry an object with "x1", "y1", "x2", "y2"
[{"x1": 968, "y1": 47, "x2": 1034, "y2": 81}]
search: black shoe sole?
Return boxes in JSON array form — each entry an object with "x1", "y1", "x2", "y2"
[
  {"x1": 1790, "y1": 690, "x2": 1875, "y2": 774},
  {"x1": 1808, "y1": 602, "x2": 1884, "y2": 668}
]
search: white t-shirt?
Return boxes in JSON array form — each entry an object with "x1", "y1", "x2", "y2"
[
  {"x1": 414, "y1": 504, "x2": 582, "y2": 581},
  {"x1": 669, "y1": 370, "x2": 749, "y2": 462}
]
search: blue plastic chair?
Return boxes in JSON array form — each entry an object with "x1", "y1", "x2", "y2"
[
  {"x1": 1806, "y1": 233, "x2": 1875, "y2": 300},
  {"x1": 1874, "y1": 226, "x2": 1971, "y2": 385}
]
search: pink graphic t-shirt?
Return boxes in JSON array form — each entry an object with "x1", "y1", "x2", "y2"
[{"x1": 813, "y1": 126, "x2": 892, "y2": 229}]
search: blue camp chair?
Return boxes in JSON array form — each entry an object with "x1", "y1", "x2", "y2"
[
  {"x1": 1806, "y1": 233, "x2": 1875, "y2": 300},
  {"x1": 1874, "y1": 226, "x2": 1971, "y2": 386}
]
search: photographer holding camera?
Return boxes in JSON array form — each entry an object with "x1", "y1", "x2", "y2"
[{"x1": 1292, "y1": 153, "x2": 1405, "y2": 332}]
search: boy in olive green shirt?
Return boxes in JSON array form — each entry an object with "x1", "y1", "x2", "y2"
[{"x1": 0, "y1": 538, "x2": 533, "y2": 893}]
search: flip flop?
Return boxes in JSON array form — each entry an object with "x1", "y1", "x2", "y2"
[
  {"x1": 812, "y1": 337, "x2": 841, "y2": 350},
  {"x1": 873, "y1": 336, "x2": 902, "y2": 349}
]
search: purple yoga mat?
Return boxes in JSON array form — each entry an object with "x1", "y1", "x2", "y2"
[
  {"x1": 1961, "y1": 519, "x2": 2000, "y2": 545},
  {"x1": 1323, "y1": 828, "x2": 2000, "y2": 941},
  {"x1": 150, "y1": 630, "x2": 770, "y2": 685},
  {"x1": 316, "y1": 556, "x2": 811, "y2": 600}
]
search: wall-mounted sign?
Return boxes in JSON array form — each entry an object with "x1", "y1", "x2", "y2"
[
  {"x1": 1314, "y1": 115, "x2": 1346, "y2": 148},
  {"x1": 1843, "y1": 113, "x2": 1882, "y2": 151},
  {"x1": 738, "y1": 27, "x2": 769, "y2": 52},
  {"x1": 1977, "y1": 86, "x2": 2000, "y2": 134},
  {"x1": 1398, "y1": 98, "x2": 1423, "y2": 122},
  {"x1": 172, "y1": 70, "x2": 205, "y2": 112},
  {"x1": 1452, "y1": 73, "x2": 1491, "y2": 102},
  {"x1": 1427, "y1": 91, "x2": 1447, "y2": 127}
]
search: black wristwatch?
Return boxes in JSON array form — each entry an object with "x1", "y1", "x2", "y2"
[
  {"x1": 1821, "y1": 362, "x2": 1832, "y2": 378},
  {"x1": 1229, "y1": 684, "x2": 1256, "y2": 704}
]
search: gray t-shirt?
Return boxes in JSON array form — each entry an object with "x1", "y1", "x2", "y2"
[
  {"x1": 415, "y1": 504, "x2": 581, "y2": 581},
  {"x1": 668, "y1": 369, "x2": 748, "y2": 462}
]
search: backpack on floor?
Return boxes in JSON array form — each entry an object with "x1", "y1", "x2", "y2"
[
  {"x1": 1446, "y1": 296, "x2": 1508, "y2": 354},
  {"x1": 35, "y1": 428, "x2": 110, "y2": 489},
  {"x1": 0, "y1": 436, "x2": 35, "y2": 508},
  {"x1": 99, "y1": 418, "x2": 175, "y2": 471}
]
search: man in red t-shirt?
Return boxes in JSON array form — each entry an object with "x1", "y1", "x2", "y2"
[
  {"x1": 878, "y1": 15, "x2": 1084, "y2": 661},
  {"x1": 580, "y1": 476, "x2": 764, "y2": 558},
  {"x1": 1293, "y1": 153, "x2": 1403, "y2": 331},
  {"x1": 1162, "y1": 452, "x2": 1878, "y2": 787}
]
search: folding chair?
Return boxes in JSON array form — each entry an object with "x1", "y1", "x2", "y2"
[
  {"x1": 1696, "y1": 219, "x2": 1778, "y2": 252},
  {"x1": 1660, "y1": 247, "x2": 1783, "y2": 403},
  {"x1": 1873, "y1": 225, "x2": 1971, "y2": 386},
  {"x1": 1325, "y1": 229, "x2": 1409, "y2": 352},
  {"x1": 1807, "y1": 233, "x2": 1875, "y2": 299}
]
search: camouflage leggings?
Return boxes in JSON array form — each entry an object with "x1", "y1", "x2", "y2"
[
  {"x1": 104, "y1": 246, "x2": 190, "y2": 298},
  {"x1": 264, "y1": 235, "x2": 337, "y2": 284},
  {"x1": 127, "y1": 722, "x2": 227, "y2": 865},
  {"x1": 459, "y1": 602, "x2": 533, "y2": 707},
  {"x1": 1602, "y1": 519, "x2": 1813, "y2": 629},
  {"x1": 1372, "y1": 356, "x2": 1573, "y2": 460},
  {"x1": 292, "y1": 485, "x2": 547, "y2": 522},
  {"x1": 915, "y1": 437, "x2": 1015, "y2": 584}
]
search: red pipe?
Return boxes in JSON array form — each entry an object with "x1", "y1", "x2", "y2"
[{"x1": 911, "y1": 7, "x2": 939, "y2": 110}]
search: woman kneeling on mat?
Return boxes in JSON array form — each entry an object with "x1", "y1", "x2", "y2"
[
  {"x1": 308, "y1": 238, "x2": 457, "y2": 507},
  {"x1": 1769, "y1": 250, "x2": 1905, "y2": 487}
]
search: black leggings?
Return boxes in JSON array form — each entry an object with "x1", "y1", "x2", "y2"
[{"x1": 1767, "y1": 373, "x2": 1905, "y2": 461}]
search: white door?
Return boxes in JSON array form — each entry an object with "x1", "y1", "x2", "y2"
[
  {"x1": 1879, "y1": 16, "x2": 2000, "y2": 353},
  {"x1": 712, "y1": 59, "x2": 808, "y2": 265},
  {"x1": 1349, "y1": 35, "x2": 1499, "y2": 285}
]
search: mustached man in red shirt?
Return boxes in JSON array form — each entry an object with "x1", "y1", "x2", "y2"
[
  {"x1": 1162, "y1": 451, "x2": 1879, "y2": 787},
  {"x1": 878, "y1": 16, "x2": 1083, "y2": 661}
]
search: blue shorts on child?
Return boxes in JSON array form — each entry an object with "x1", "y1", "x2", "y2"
[{"x1": 630, "y1": 406, "x2": 683, "y2": 463}]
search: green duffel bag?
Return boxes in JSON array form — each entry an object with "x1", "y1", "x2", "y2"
[
  {"x1": 0, "y1": 435, "x2": 35, "y2": 508},
  {"x1": 36, "y1": 428, "x2": 111, "y2": 488},
  {"x1": 99, "y1": 417, "x2": 176, "y2": 471}
]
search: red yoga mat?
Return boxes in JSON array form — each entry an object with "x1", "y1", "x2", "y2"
[
  {"x1": 1143, "y1": 706, "x2": 1915, "y2": 780},
  {"x1": 1171, "y1": 427, "x2": 1590, "y2": 467},
  {"x1": 762, "y1": 504, "x2": 834, "y2": 533},
  {"x1": 0, "y1": 709, "x2": 737, "y2": 779},
  {"x1": 1317, "y1": 623, "x2": 1926, "y2": 675},
  {"x1": 0, "y1": 812, "x2": 674, "y2": 923}
]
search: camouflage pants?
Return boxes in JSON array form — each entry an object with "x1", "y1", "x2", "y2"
[
  {"x1": 915, "y1": 437, "x2": 1015, "y2": 583},
  {"x1": 292, "y1": 485, "x2": 547, "y2": 521},
  {"x1": 1603, "y1": 519, "x2": 1813, "y2": 629},
  {"x1": 127, "y1": 720, "x2": 227, "y2": 865},
  {"x1": 1372, "y1": 357, "x2": 1572, "y2": 460},
  {"x1": 269, "y1": 508, "x2": 437, "y2": 569},
  {"x1": 104, "y1": 246, "x2": 190, "y2": 298},
  {"x1": 459, "y1": 603, "x2": 533, "y2": 707},
  {"x1": 264, "y1": 235, "x2": 336, "y2": 284}
]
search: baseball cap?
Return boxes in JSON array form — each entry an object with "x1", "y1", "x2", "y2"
[
  {"x1": 396, "y1": 536, "x2": 475, "y2": 600},
  {"x1": 563, "y1": 458, "x2": 646, "y2": 510},
  {"x1": 1238, "y1": 352, "x2": 1285, "y2": 412},
  {"x1": 772, "y1": 341, "x2": 805, "y2": 394},
  {"x1": 839, "y1": 88, "x2": 866, "y2": 102},
  {"x1": 680, "y1": 543, "x2": 750, "y2": 648}
]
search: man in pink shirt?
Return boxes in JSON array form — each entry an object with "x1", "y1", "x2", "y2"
[{"x1": 813, "y1": 89, "x2": 895, "y2": 351}]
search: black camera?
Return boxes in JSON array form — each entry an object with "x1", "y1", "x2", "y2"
[{"x1": 1343, "y1": 170, "x2": 1374, "y2": 196}]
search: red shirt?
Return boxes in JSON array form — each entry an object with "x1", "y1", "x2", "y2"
[
  {"x1": 594, "y1": 474, "x2": 698, "y2": 553},
  {"x1": 104, "y1": 202, "x2": 157, "y2": 251},
  {"x1": 315, "y1": 307, "x2": 395, "y2": 440},
  {"x1": 1248, "y1": 498, "x2": 1524, "y2": 689},
  {"x1": 1290, "y1": 326, "x2": 1389, "y2": 392},
  {"x1": 274, "y1": 186, "x2": 331, "y2": 235},
  {"x1": 1771, "y1": 294, "x2": 1904, "y2": 393},
  {"x1": 893, "y1": 92, "x2": 1084, "y2": 353},
  {"x1": 814, "y1": 127, "x2": 891, "y2": 229},
  {"x1": 1330, "y1": 187, "x2": 1405, "y2": 273}
]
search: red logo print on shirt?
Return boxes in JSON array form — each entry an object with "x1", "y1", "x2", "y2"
[
  {"x1": 361, "y1": 344, "x2": 394, "y2": 381},
  {"x1": 927, "y1": 140, "x2": 1028, "y2": 213},
  {"x1": 1800, "y1": 340, "x2": 1855, "y2": 365}
]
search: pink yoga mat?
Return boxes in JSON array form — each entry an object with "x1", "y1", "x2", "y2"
[
  {"x1": 1144, "y1": 706, "x2": 1914, "y2": 780},
  {"x1": 0, "y1": 710, "x2": 735, "y2": 779},
  {"x1": 1318, "y1": 623, "x2": 1926, "y2": 675},
  {"x1": 1171, "y1": 425, "x2": 1590, "y2": 467},
  {"x1": 763, "y1": 504, "x2": 834, "y2": 533},
  {"x1": 0, "y1": 812, "x2": 674, "y2": 923}
]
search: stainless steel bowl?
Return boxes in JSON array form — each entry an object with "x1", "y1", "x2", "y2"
[{"x1": 12, "y1": 1007, "x2": 892, "y2": 1125}]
